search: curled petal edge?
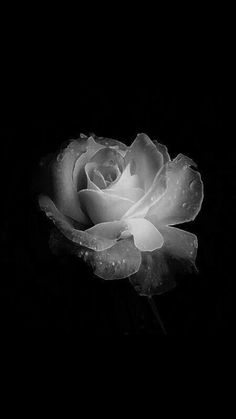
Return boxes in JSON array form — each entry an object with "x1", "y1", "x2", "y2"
[{"x1": 39, "y1": 195, "x2": 119, "y2": 251}]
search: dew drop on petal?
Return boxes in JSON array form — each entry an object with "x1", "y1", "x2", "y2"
[{"x1": 189, "y1": 180, "x2": 197, "y2": 191}]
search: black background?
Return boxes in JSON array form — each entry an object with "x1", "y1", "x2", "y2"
[{"x1": 1, "y1": 80, "x2": 231, "y2": 335}]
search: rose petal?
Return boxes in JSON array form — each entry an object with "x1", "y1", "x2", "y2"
[
  {"x1": 72, "y1": 136, "x2": 105, "y2": 191},
  {"x1": 89, "y1": 146, "x2": 125, "y2": 173},
  {"x1": 124, "y1": 218, "x2": 164, "y2": 252},
  {"x1": 153, "y1": 140, "x2": 171, "y2": 165},
  {"x1": 107, "y1": 162, "x2": 141, "y2": 191},
  {"x1": 39, "y1": 195, "x2": 118, "y2": 251},
  {"x1": 129, "y1": 225, "x2": 198, "y2": 297},
  {"x1": 93, "y1": 169, "x2": 107, "y2": 189},
  {"x1": 129, "y1": 251, "x2": 177, "y2": 297},
  {"x1": 104, "y1": 187, "x2": 144, "y2": 202},
  {"x1": 158, "y1": 225, "x2": 198, "y2": 262},
  {"x1": 52, "y1": 136, "x2": 104, "y2": 224},
  {"x1": 78, "y1": 189, "x2": 134, "y2": 224},
  {"x1": 86, "y1": 220, "x2": 127, "y2": 240},
  {"x1": 146, "y1": 154, "x2": 204, "y2": 226},
  {"x1": 84, "y1": 162, "x2": 101, "y2": 191},
  {"x1": 83, "y1": 133, "x2": 128, "y2": 157},
  {"x1": 84, "y1": 237, "x2": 142, "y2": 280},
  {"x1": 121, "y1": 164, "x2": 167, "y2": 219},
  {"x1": 124, "y1": 133, "x2": 164, "y2": 191}
]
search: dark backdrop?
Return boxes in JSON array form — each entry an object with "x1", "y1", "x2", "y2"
[{"x1": 1, "y1": 84, "x2": 231, "y2": 335}]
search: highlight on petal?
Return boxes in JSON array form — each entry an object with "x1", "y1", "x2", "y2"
[
  {"x1": 85, "y1": 237, "x2": 142, "y2": 280},
  {"x1": 85, "y1": 220, "x2": 127, "y2": 240},
  {"x1": 146, "y1": 154, "x2": 204, "y2": 226},
  {"x1": 83, "y1": 133, "x2": 128, "y2": 157},
  {"x1": 129, "y1": 225, "x2": 198, "y2": 297},
  {"x1": 78, "y1": 189, "x2": 134, "y2": 225},
  {"x1": 39, "y1": 195, "x2": 118, "y2": 251},
  {"x1": 153, "y1": 140, "x2": 171, "y2": 165},
  {"x1": 124, "y1": 218, "x2": 164, "y2": 252},
  {"x1": 125, "y1": 133, "x2": 164, "y2": 191},
  {"x1": 104, "y1": 187, "x2": 144, "y2": 202},
  {"x1": 121, "y1": 164, "x2": 167, "y2": 219},
  {"x1": 107, "y1": 162, "x2": 141, "y2": 191},
  {"x1": 52, "y1": 136, "x2": 104, "y2": 224}
]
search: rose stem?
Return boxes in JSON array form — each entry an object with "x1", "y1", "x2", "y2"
[{"x1": 147, "y1": 296, "x2": 167, "y2": 335}]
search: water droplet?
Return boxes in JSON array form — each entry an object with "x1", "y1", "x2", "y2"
[
  {"x1": 112, "y1": 262, "x2": 115, "y2": 266},
  {"x1": 182, "y1": 202, "x2": 187, "y2": 207},
  {"x1": 57, "y1": 153, "x2": 64, "y2": 162},
  {"x1": 122, "y1": 259, "x2": 126, "y2": 264},
  {"x1": 190, "y1": 180, "x2": 196, "y2": 191}
]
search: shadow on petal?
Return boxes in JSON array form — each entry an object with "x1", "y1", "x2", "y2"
[
  {"x1": 39, "y1": 195, "x2": 118, "y2": 251},
  {"x1": 79, "y1": 189, "x2": 134, "y2": 224},
  {"x1": 88, "y1": 237, "x2": 142, "y2": 280},
  {"x1": 129, "y1": 225, "x2": 198, "y2": 297},
  {"x1": 124, "y1": 133, "x2": 164, "y2": 191},
  {"x1": 146, "y1": 153, "x2": 204, "y2": 226}
]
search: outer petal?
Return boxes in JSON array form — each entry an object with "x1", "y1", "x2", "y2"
[
  {"x1": 49, "y1": 228, "x2": 141, "y2": 280},
  {"x1": 124, "y1": 133, "x2": 163, "y2": 191},
  {"x1": 83, "y1": 237, "x2": 142, "y2": 280},
  {"x1": 78, "y1": 189, "x2": 134, "y2": 224},
  {"x1": 146, "y1": 154, "x2": 204, "y2": 226},
  {"x1": 125, "y1": 218, "x2": 164, "y2": 252},
  {"x1": 158, "y1": 225, "x2": 198, "y2": 262},
  {"x1": 153, "y1": 140, "x2": 171, "y2": 165},
  {"x1": 129, "y1": 226, "x2": 198, "y2": 297},
  {"x1": 85, "y1": 220, "x2": 127, "y2": 240},
  {"x1": 121, "y1": 164, "x2": 167, "y2": 219},
  {"x1": 82, "y1": 133, "x2": 128, "y2": 157},
  {"x1": 129, "y1": 251, "x2": 177, "y2": 297},
  {"x1": 51, "y1": 136, "x2": 104, "y2": 224},
  {"x1": 39, "y1": 195, "x2": 118, "y2": 251}
]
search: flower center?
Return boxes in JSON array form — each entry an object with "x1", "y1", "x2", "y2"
[{"x1": 96, "y1": 163, "x2": 120, "y2": 187}]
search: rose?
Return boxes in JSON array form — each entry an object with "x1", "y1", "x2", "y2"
[{"x1": 38, "y1": 133, "x2": 203, "y2": 296}]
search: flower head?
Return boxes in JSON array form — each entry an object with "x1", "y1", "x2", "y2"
[{"x1": 39, "y1": 133, "x2": 204, "y2": 296}]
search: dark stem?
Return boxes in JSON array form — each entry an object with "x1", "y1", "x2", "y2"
[{"x1": 147, "y1": 296, "x2": 167, "y2": 335}]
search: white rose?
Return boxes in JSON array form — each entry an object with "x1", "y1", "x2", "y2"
[{"x1": 39, "y1": 133, "x2": 203, "y2": 296}]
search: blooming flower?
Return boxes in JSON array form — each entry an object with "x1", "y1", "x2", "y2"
[{"x1": 38, "y1": 133, "x2": 203, "y2": 296}]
